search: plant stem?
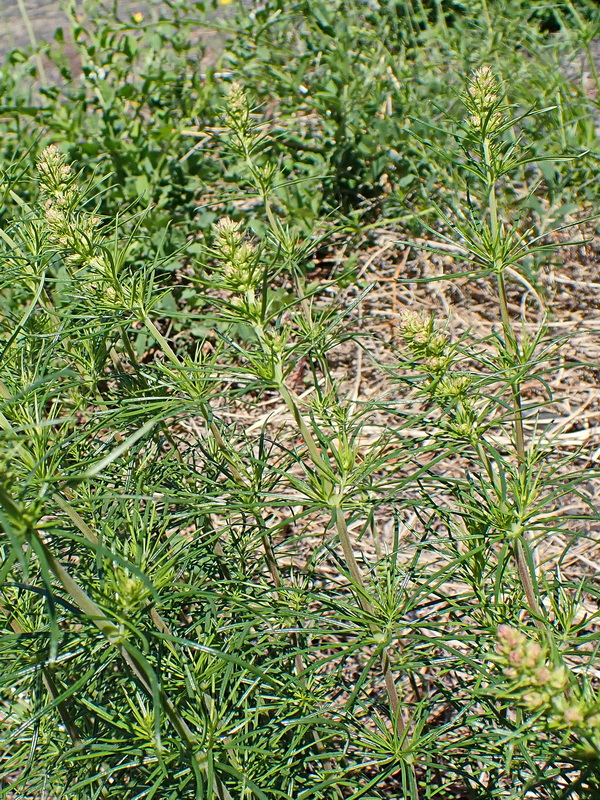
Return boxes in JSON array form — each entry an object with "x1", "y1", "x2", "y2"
[
  {"x1": 496, "y1": 271, "x2": 526, "y2": 464},
  {"x1": 141, "y1": 313, "x2": 284, "y2": 593},
  {"x1": 116, "y1": 327, "x2": 183, "y2": 463},
  {"x1": 279, "y1": 384, "x2": 405, "y2": 735},
  {"x1": 334, "y1": 500, "x2": 403, "y2": 732},
  {"x1": 16, "y1": 0, "x2": 48, "y2": 88},
  {"x1": 152, "y1": 320, "x2": 337, "y2": 770},
  {"x1": 483, "y1": 143, "x2": 542, "y2": 625}
]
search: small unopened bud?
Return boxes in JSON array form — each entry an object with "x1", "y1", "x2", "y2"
[
  {"x1": 423, "y1": 355, "x2": 449, "y2": 373},
  {"x1": 523, "y1": 691, "x2": 546, "y2": 710},
  {"x1": 429, "y1": 332, "x2": 449, "y2": 354},
  {"x1": 114, "y1": 567, "x2": 150, "y2": 614},
  {"x1": 534, "y1": 666, "x2": 551, "y2": 685},
  {"x1": 449, "y1": 419, "x2": 478, "y2": 441},
  {"x1": 563, "y1": 704, "x2": 585, "y2": 725},
  {"x1": 522, "y1": 641, "x2": 542, "y2": 669},
  {"x1": 435, "y1": 374, "x2": 472, "y2": 399},
  {"x1": 215, "y1": 216, "x2": 242, "y2": 238},
  {"x1": 588, "y1": 714, "x2": 600, "y2": 730},
  {"x1": 549, "y1": 666, "x2": 568, "y2": 692},
  {"x1": 497, "y1": 624, "x2": 526, "y2": 653}
]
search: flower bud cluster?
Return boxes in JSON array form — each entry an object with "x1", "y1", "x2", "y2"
[
  {"x1": 398, "y1": 310, "x2": 484, "y2": 440},
  {"x1": 213, "y1": 217, "x2": 260, "y2": 292},
  {"x1": 37, "y1": 144, "x2": 74, "y2": 199},
  {"x1": 434, "y1": 374, "x2": 473, "y2": 400},
  {"x1": 106, "y1": 564, "x2": 150, "y2": 617},
  {"x1": 495, "y1": 625, "x2": 600, "y2": 751},
  {"x1": 463, "y1": 66, "x2": 505, "y2": 136},
  {"x1": 225, "y1": 82, "x2": 252, "y2": 138},
  {"x1": 37, "y1": 145, "x2": 100, "y2": 265},
  {"x1": 433, "y1": 373, "x2": 482, "y2": 440},
  {"x1": 496, "y1": 625, "x2": 567, "y2": 707},
  {"x1": 43, "y1": 202, "x2": 100, "y2": 259},
  {"x1": 397, "y1": 310, "x2": 451, "y2": 375}
]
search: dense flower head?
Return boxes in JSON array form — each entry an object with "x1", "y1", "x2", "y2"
[
  {"x1": 496, "y1": 624, "x2": 545, "y2": 676},
  {"x1": 434, "y1": 374, "x2": 473, "y2": 399},
  {"x1": 35, "y1": 146, "x2": 105, "y2": 274},
  {"x1": 225, "y1": 82, "x2": 251, "y2": 137},
  {"x1": 37, "y1": 144, "x2": 72, "y2": 193},
  {"x1": 464, "y1": 65, "x2": 505, "y2": 135},
  {"x1": 114, "y1": 566, "x2": 150, "y2": 615},
  {"x1": 213, "y1": 217, "x2": 260, "y2": 292},
  {"x1": 398, "y1": 309, "x2": 451, "y2": 374},
  {"x1": 214, "y1": 216, "x2": 244, "y2": 249},
  {"x1": 494, "y1": 624, "x2": 600, "y2": 749},
  {"x1": 467, "y1": 66, "x2": 499, "y2": 110}
]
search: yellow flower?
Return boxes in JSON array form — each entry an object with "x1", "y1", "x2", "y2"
[{"x1": 132, "y1": 11, "x2": 143, "y2": 23}]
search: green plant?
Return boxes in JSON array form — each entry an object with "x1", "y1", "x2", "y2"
[{"x1": 0, "y1": 3, "x2": 600, "y2": 797}]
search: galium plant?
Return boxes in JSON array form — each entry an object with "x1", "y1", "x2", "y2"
[
  {"x1": 394, "y1": 65, "x2": 600, "y2": 787},
  {"x1": 400, "y1": 65, "x2": 575, "y2": 619},
  {"x1": 0, "y1": 66, "x2": 598, "y2": 800}
]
